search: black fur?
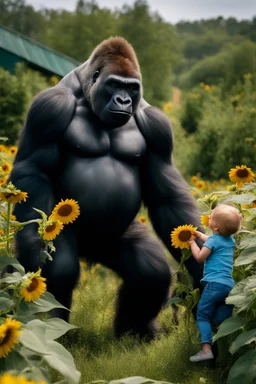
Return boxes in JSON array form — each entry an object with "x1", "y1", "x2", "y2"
[{"x1": 10, "y1": 37, "x2": 203, "y2": 339}]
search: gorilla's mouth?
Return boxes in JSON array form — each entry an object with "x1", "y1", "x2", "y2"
[{"x1": 109, "y1": 110, "x2": 131, "y2": 116}]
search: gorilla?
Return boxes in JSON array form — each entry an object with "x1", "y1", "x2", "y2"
[{"x1": 10, "y1": 37, "x2": 202, "y2": 339}]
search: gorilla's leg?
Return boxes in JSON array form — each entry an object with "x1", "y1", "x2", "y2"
[
  {"x1": 113, "y1": 222, "x2": 171, "y2": 340},
  {"x1": 42, "y1": 226, "x2": 80, "y2": 321}
]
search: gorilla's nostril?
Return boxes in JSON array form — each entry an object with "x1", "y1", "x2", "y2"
[{"x1": 114, "y1": 95, "x2": 131, "y2": 107}]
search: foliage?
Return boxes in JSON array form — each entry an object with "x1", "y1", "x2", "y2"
[
  {"x1": 0, "y1": 64, "x2": 52, "y2": 145},
  {"x1": 0, "y1": 145, "x2": 80, "y2": 382},
  {"x1": 0, "y1": 67, "x2": 27, "y2": 144},
  {"x1": 170, "y1": 168, "x2": 256, "y2": 383},
  {"x1": 212, "y1": 182, "x2": 256, "y2": 383},
  {"x1": 179, "y1": 75, "x2": 256, "y2": 179},
  {"x1": 177, "y1": 40, "x2": 256, "y2": 89},
  {"x1": 59, "y1": 262, "x2": 220, "y2": 384}
]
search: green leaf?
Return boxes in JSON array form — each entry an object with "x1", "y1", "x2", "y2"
[
  {"x1": 0, "y1": 255, "x2": 25, "y2": 274},
  {"x1": 235, "y1": 246, "x2": 256, "y2": 266},
  {"x1": 25, "y1": 318, "x2": 77, "y2": 340},
  {"x1": 43, "y1": 340, "x2": 81, "y2": 384},
  {"x1": 44, "y1": 318, "x2": 78, "y2": 340},
  {"x1": 0, "y1": 271, "x2": 23, "y2": 284},
  {"x1": 108, "y1": 378, "x2": 174, "y2": 384},
  {"x1": 17, "y1": 291, "x2": 67, "y2": 317},
  {"x1": 230, "y1": 328, "x2": 256, "y2": 354},
  {"x1": 2, "y1": 349, "x2": 28, "y2": 372},
  {"x1": 227, "y1": 349, "x2": 256, "y2": 384},
  {"x1": 0, "y1": 291, "x2": 13, "y2": 312},
  {"x1": 239, "y1": 234, "x2": 256, "y2": 249},
  {"x1": 19, "y1": 328, "x2": 48, "y2": 354},
  {"x1": 222, "y1": 193, "x2": 256, "y2": 205},
  {"x1": 213, "y1": 316, "x2": 245, "y2": 341},
  {"x1": 166, "y1": 296, "x2": 183, "y2": 306}
]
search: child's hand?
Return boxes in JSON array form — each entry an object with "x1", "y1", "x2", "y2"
[{"x1": 193, "y1": 230, "x2": 204, "y2": 239}]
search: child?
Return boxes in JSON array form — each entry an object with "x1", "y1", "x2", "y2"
[{"x1": 188, "y1": 204, "x2": 242, "y2": 362}]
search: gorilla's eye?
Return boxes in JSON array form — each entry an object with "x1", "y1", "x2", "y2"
[
  {"x1": 109, "y1": 81, "x2": 120, "y2": 91},
  {"x1": 92, "y1": 71, "x2": 100, "y2": 83},
  {"x1": 128, "y1": 84, "x2": 139, "y2": 92}
]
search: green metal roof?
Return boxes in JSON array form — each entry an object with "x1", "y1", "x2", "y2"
[{"x1": 0, "y1": 24, "x2": 80, "y2": 77}]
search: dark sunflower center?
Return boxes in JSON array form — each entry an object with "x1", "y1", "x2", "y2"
[
  {"x1": 58, "y1": 205, "x2": 72, "y2": 216},
  {"x1": 45, "y1": 223, "x2": 56, "y2": 233},
  {"x1": 27, "y1": 278, "x2": 39, "y2": 292},
  {"x1": 0, "y1": 329, "x2": 11, "y2": 345},
  {"x1": 2, "y1": 165, "x2": 8, "y2": 171},
  {"x1": 3, "y1": 193, "x2": 14, "y2": 199},
  {"x1": 236, "y1": 169, "x2": 249, "y2": 178},
  {"x1": 178, "y1": 230, "x2": 191, "y2": 242}
]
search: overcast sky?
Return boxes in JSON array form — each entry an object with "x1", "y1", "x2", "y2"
[{"x1": 26, "y1": 0, "x2": 255, "y2": 24}]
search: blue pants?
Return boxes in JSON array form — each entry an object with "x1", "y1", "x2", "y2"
[{"x1": 196, "y1": 282, "x2": 233, "y2": 344}]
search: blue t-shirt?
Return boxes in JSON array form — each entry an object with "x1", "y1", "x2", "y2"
[{"x1": 201, "y1": 233, "x2": 235, "y2": 288}]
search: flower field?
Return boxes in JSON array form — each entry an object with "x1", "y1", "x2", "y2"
[{"x1": 0, "y1": 145, "x2": 255, "y2": 383}]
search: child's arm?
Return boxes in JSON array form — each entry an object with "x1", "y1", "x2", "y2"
[
  {"x1": 194, "y1": 230, "x2": 209, "y2": 243},
  {"x1": 189, "y1": 237, "x2": 211, "y2": 263}
]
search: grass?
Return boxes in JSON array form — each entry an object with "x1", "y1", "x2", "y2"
[{"x1": 59, "y1": 263, "x2": 225, "y2": 384}]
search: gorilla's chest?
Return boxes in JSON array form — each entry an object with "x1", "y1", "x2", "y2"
[{"x1": 63, "y1": 105, "x2": 147, "y2": 163}]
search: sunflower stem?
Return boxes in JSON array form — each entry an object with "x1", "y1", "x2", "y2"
[{"x1": 6, "y1": 201, "x2": 11, "y2": 256}]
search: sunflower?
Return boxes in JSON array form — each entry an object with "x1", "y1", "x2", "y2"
[
  {"x1": 229, "y1": 165, "x2": 255, "y2": 185},
  {"x1": 0, "y1": 144, "x2": 7, "y2": 153},
  {"x1": 196, "y1": 180, "x2": 205, "y2": 190},
  {"x1": 0, "y1": 373, "x2": 47, "y2": 384},
  {"x1": 0, "y1": 317, "x2": 22, "y2": 358},
  {"x1": 20, "y1": 269, "x2": 47, "y2": 302},
  {"x1": 170, "y1": 224, "x2": 197, "y2": 249},
  {"x1": 1, "y1": 162, "x2": 12, "y2": 174},
  {"x1": 0, "y1": 176, "x2": 7, "y2": 185},
  {"x1": 50, "y1": 199, "x2": 80, "y2": 224},
  {"x1": 190, "y1": 175, "x2": 198, "y2": 184},
  {"x1": 0, "y1": 183, "x2": 28, "y2": 204},
  {"x1": 200, "y1": 214, "x2": 209, "y2": 227},
  {"x1": 9, "y1": 146, "x2": 18, "y2": 156},
  {"x1": 43, "y1": 220, "x2": 64, "y2": 241},
  {"x1": 137, "y1": 215, "x2": 147, "y2": 224}
]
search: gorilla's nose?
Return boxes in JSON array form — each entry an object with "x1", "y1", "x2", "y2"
[{"x1": 113, "y1": 94, "x2": 132, "y2": 108}]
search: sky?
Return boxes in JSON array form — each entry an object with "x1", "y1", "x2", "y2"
[{"x1": 26, "y1": 0, "x2": 256, "y2": 24}]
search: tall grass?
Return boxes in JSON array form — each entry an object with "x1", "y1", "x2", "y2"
[{"x1": 60, "y1": 264, "x2": 223, "y2": 384}]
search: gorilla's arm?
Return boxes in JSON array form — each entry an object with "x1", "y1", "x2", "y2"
[
  {"x1": 136, "y1": 105, "x2": 203, "y2": 284},
  {"x1": 9, "y1": 87, "x2": 76, "y2": 270}
]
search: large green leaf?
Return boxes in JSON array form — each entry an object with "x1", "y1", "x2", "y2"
[
  {"x1": 230, "y1": 328, "x2": 256, "y2": 354},
  {"x1": 222, "y1": 193, "x2": 256, "y2": 205},
  {"x1": 43, "y1": 340, "x2": 81, "y2": 384},
  {"x1": 108, "y1": 378, "x2": 174, "y2": 384},
  {"x1": 1, "y1": 349, "x2": 28, "y2": 372},
  {"x1": 17, "y1": 291, "x2": 67, "y2": 317},
  {"x1": 213, "y1": 316, "x2": 245, "y2": 341},
  {"x1": 235, "y1": 246, "x2": 256, "y2": 266},
  {"x1": 0, "y1": 291, "x2": 13, "y2": 312},
  {"x1": 0, "y1": 255, "x2": 25, "y2": 274},
  {"x1": 19, "y1": 328, "x2": 49, "y2": 355},
  {"x1": 239, "y1": 234, "x2": 256, "y2": 249},
  {"x1": 0, "y1": 271, "x2": 23, "y2": 284},
  {"x1": 25, "y1": 318, "x2": 77, "y2": 340},
  {"x1": 44, "y1": 317, "x2": 78, "y2": 340},
  {"x1": 226, "y1": 291, "x2": 255, "y2": 312},
  {"x1": 227, "y1": 349, "x2": 256, "y2": 383}
]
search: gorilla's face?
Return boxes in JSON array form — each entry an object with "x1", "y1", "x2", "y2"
[{"x1": 90, "y1": 70, "x2": 142, "y2": 127}]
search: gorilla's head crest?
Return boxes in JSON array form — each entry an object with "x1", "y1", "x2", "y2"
[{"x1": 89, "y1": 37, "x2": 141, "y2": 80}]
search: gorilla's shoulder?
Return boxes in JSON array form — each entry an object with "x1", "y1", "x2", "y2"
[
  {"x1": 24, "y1": 86, "x2": 77, "y2": 142},
  {"x1": 135, "y1": 103, "x2": 173, "y2": 156}
]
